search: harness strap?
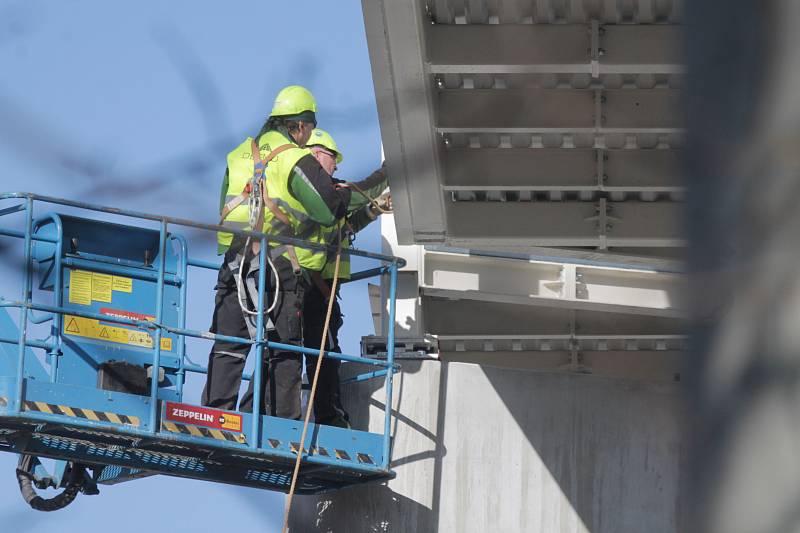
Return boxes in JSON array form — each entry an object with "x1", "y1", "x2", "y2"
[
  {"x1": 284, "y1": 245, "x2": 302, "y2": 275},
  {"x1": 251, "y1": 139, "x2": 294, "y2": 228},
  {"x1": 269, "y1": 245, "x2": 303, "y2": 275},
  {"x1": 219, "y1": 193, "x2": 249, "y2": 226}
]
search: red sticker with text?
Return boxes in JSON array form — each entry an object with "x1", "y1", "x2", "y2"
[
  {"x1": 164, "y1": 402, "x2": 243, "y2": 433},
  {"x1": 99, "y1": 307, "x2": 155, "y2": 322}
]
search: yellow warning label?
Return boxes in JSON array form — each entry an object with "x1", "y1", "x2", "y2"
[
  {"x1": 64, "y1": 315, "x2": 172, "y2": 351},
  {"x1": 112, "y1": 276, "x2": 133, "y2": 293},
  {"x1": 220, "y1": 414, "x2": 242, "y2": 432},
  {"x1": 91, "y1": 272, "x2": 113, "y2": 302},
  {"x1": 68, "y1": 270, "x2": 135, "y2": 305},
  {"x1": 68, "y1": 270, "x2": 92, "y2": 305}
]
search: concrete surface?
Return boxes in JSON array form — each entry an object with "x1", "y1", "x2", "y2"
[{"x1": 290, "y1": 358, "x2": 686, "y2": 532}]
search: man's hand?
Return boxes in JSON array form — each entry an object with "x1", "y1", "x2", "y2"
[
  {"x1": 366, "y1": 192, "x2": 392, "y2": 220},
  {"x1": 375, "y1": 192, "x2": 392, "y2": 213}
]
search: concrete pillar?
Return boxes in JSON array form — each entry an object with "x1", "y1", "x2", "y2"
[{"x1": 290, "y1": 358, "x2": 686, "y2": 532}]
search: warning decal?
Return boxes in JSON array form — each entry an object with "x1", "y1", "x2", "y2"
[
  {"x1": 164, "y1": 401, "x2": 243, "y2": 433},
  {"x1": 68, "y1": 270, "x2": 92, "y2": 305},
  {"x1": 91, "y1": 272, "x2": 113, "y2": 302},
  {"x1": 67, "y1": 269, "x2": 135, "y2": 305},
  {"x1": 112, "y1": 276, "x2": 133, "y2": 293},
  {"x1": 64, "y1": 315, "x2": 172, "y2": 351}
]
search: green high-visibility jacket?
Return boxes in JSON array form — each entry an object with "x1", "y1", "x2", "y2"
[{"x1": 320, "y1": 169, "x2": 389, "y2": 280}]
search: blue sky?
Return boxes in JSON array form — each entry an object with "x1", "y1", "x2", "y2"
[{"x1": 0, "y1": 1, "x2": 383, "y2": 530}]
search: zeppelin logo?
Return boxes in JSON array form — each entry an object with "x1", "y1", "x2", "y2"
[
  {"x1": 164, "y1": 402, "x2": 242, "y2": 432},
  {"x1": 172, "y1": 408, "x2": 214, "y2": 423}
]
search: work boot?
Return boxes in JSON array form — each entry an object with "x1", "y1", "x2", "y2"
[
  {"x1": 331, "y1": 394, "x2": 350, "y2": 427},
  {"x1": 328, "y1": 413, "x2": 351, "y2": 429},
  {"x1": 316, "y1": 413, "x2": 351, "y2": 429}
]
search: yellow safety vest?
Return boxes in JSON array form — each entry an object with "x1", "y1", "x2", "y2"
[{"x1": 217, "y1": 131, "x2": 327, "y2": 270}]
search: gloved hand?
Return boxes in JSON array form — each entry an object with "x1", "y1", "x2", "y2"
[
  {"x1": 367, "y1": 192, "x2": 392, "y2": 219},
  {"x1": 375, "y1": 192, "x2": 392, "y2": 213}
]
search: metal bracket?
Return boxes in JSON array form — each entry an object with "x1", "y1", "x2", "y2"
[
  {"x1": 590, "y1": 20, "x2": 601, "y2": 78},
  {"x1": 593, "y1": 88, "x2": 604, "y2": 130},
  {"x1": 542, "y1": 264, "x2": 578, "y2": 300},
  {"x1": 361, "y1": 336, "x2": 438, "y2": 359},
  {"x1": 583, "y1": 198, "x2": 621, "y2": 250},
  {"x1": 596, "y1": 149, "x2": 606, "y2": 190}
]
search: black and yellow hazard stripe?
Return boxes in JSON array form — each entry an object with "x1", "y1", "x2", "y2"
[
  {"x1": 20, "y1": 399, "x2": 140, "y2": 426},
  {"x1": 162, "y1": 421, "x2": 246, "y2": 444}
]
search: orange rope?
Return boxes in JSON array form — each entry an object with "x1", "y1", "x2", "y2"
[{"x1": 281, "y1": 248, "x2": 342, "y2": 533}]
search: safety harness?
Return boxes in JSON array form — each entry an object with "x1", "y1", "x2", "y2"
[{"x1": 219, "y1": 139, "x2": 301, "y2": 273}]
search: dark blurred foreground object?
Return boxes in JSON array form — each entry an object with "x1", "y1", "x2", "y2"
[{"x1": 686, "y1": 2, "x2": 800, "y2": 533}]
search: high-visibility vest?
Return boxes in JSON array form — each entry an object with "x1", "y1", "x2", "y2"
[
  {"x1": 217, "y1": 131, "x2": 327, "y2": 270},
  {"x1": 320, "y1": 219, "x2": 351, "y2": 280}
]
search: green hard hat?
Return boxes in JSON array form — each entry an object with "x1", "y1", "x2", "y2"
[
  {"x1": 270, "y1": 85, "x2": 317, "y2": 119},
  {"x1": 307, "y1": 128, "x2": 343, "y2": 163}
]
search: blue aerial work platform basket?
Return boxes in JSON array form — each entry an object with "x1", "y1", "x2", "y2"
[{"x1": 0, "y1": 192, "x2": 402, "y2": 511}]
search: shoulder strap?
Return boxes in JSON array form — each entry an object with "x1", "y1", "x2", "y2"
[{"x1": 250, "y1": 138, "x2": 294, "y2": 227}]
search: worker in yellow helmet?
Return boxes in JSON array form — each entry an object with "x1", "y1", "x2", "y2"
[
  {"x1": 202, "y1": 86, "x2": 353, "y2": 420},
  {"x1": 304, "y1": 128, "x2": 391, "y2": 428}
]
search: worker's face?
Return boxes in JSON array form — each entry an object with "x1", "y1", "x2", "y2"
[
  {"x1": 295, "y1": 121, "x2": 316, "y2": 147},
  {"x1": 311, "y1": 147, "x2": 338, "y2": 176}
]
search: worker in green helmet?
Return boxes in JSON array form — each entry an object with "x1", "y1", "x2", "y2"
[
  {"x1": 202, "y1": 86, "x2": 387, "y2": 421},
  {"x1": 304, "y1": 128, "x2": 391, "y2": 428},
  {"x1": 203, "y1": 85, "x2": 341, "y2": 420}
]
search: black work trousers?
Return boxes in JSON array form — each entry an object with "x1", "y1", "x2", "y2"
[
  {"x1": 303, "y1": 282, "x2": 344, "y2": 424},
  {"x1": 201, "y1": 249, "x2": 307, "y2": 420}
]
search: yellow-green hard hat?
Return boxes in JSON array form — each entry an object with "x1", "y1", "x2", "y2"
[
  {"x1": 270, "y1": 85, "x2": 317, "y2": 118},
  {"x1": 307, "y1": 128, "x2": 343, "y2": 163}
]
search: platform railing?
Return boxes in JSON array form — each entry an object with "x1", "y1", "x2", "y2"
[{"x1": 0, "y1": 192, "x2": 402, "y2": 471}]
